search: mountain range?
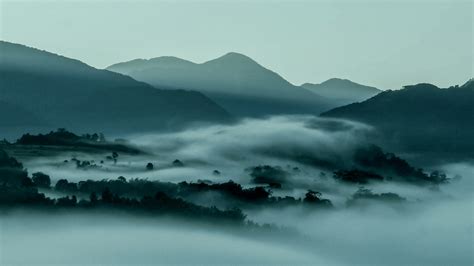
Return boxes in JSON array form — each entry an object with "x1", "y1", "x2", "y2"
[
  {"x1": 3, "y1": 40, "x2": 471, "y2": 160},
  {"x1": 322, "y1": 80, "x2": 474, "y2": 158},
  {"x1": 107, "y1": 54, "x2": 380, "y2": 117},
  {"x1": 302, "y1": 78, "x2": 381, "y2": 106},
  {"x1": 0, "y1": 41, "x2": 232, "y2": 138}
]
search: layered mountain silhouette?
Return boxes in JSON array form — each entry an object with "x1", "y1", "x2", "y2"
[
  {"x1": 107, "y1": 53, "x2": 333, "y2": 117},
  {"x1": 0, "y1": 41, "x2": 232, "y2": 137},
  {"x1": 322, "y1": 80, "x2": 474, "y2": 158},
  {"x1": 302, "y1": 78, "x2": 381, "y2": 106}
]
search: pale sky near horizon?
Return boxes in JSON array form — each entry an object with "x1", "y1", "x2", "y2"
[{"x1": 0, "y1": 0, "x2": 472, "y2": 89}]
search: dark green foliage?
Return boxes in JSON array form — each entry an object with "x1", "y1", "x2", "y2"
[
  {"x1": 0, "y1": 149, "x2": 31, "y2": 187},
  {"x1": 0, "y1": 149, "x2": 23, "y2": 168},
  {"x1": 172, "y1": 159, "x2": 184, "y2": 167},
  {"x1": 58, "y1": 177, "x2": 332, "y2": 210},
  {"x1": 321, "y1": 82, "x2": 474, "y2": 158},
  {"x1": 0, "y1": 185, "x2": 51, "y2": 206},
  {"x1": 56, "y1": 195, "x2": 78, "y2": 207},
  {"x1": 333, "y1": 169, "x2": 384, "y2": 184},
  {"x1": 0, "y1": 151, "x2": 335, "y2": 228},
  {"x1": 179, "y1": 180, "x2": 271, "y2": 203},
  {"x1": 55, "y1": 179, "x2": 78, "y2": 193},
  {"x1": 347, "y1": 188, "x2": 406, "y2": 207},
  {"x1": 248, "y1": 165, "x2": 288, "y2": 187},
  {"x1": 16, "y1": 129, "x2": 142, "y2": 154},
  {"x1": 179, "y1": 180, "x2": 332, "y2": 209},
  {"x1": 72, "y1": 177, "x2": 178, "y2": 198},
  {"x1": 0, "y1": 153, "x2": 246, "y2": 223},
  {"x1": 32, "y1": 172, "x2": 51, "y2": 188},
  {"x1": 353, "y1": 145, "x2": 447, "y2": 184},
  {"x1": 1, "y1": 183, "x2": 246, "y2": 224},
  {"x1": 303, "y1": 190, "x2": 333, "y2": 207},
  {"x1": 0, "y1": 149, "x2": 49, "y2": 205},
  {"x1": 72, "y1": 159, "x2": 101, "y2": 170},
  {"x1": 17, "y1": 128, "x2": 80, "y2": 145},
  {"x1": 146, "y1": 163, "x2": 154, "y2": 170}
]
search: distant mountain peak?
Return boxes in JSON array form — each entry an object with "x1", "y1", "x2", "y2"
[
  {"x1": 0, "y1": 41, "x2": 233, "y2": 135},
  {"x1": 321, "y1": 78, "x2": 354, "y2": 85},
  {"x1": 317, "y1": 78, "x2": 378, "y2": 89},
  {"x1": 205, "y1": 52, "x2": 259, "y2": 67},
  {"x1": 108, "y1": 52, "x2": 262, "y2": 73},
  {"x1": 301, "y1": 78, "x2": 381, "y2": 103},
  {"x1": 107, "y1": 56, "x2": 195, "y2": 73},
  {"x1": 148, "y1": 56, "x2": 195, "y2": 65},
  {"x1": 221, "y1": 52, "x2": 253, "y2": 60},
  {"x1": 403, "y1": 83, "x2": 439, "y2": 91}
]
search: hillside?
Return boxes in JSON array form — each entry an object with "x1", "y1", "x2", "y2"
[
  {"x1": 302, "y1": 78, "x2": 381, "y2": 105},
  {"x1": 107, "y1": 53, "x2": 332, "y2": 117},
  {"x1": 321, "y1": 81, "x2": 474, "y2": 158},
  {"x1": 0, "y1": 41, "x2": 233, "y2": 138}
]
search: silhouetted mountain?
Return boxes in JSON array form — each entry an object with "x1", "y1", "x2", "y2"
[
  {"x1": 107, "y1": 53, "x2": 331, "y2": 117},
  {"x1": 0, "y1": 41, "x2": 232, "y2": 138},
  {"x1": 321, "y1": 81, "x2": 474, "y2": 158},
  {"x1": 302, "y1": 78, "x2": 381, "y2": 105}
]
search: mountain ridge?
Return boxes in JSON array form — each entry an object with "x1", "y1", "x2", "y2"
[
  {"x1": 321, "y1": 80, "x2": 474, "y2": 158},
  {"x1": 0, "y1": 41, "x2": 233, "y2": 138},
  {"x1": 302, "y1": 78, "x2": 381, "y2": 104},
  {"x1": 107, "y1": 53, "x2": 333, "y2": 116}
]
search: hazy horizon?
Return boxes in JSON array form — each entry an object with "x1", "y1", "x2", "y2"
[{"x1": 1, "y1": 0, "x2": 472, "y2": 89}]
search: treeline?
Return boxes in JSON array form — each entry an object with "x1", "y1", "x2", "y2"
[
  {"x1": 336, "y1": 145, "x2": 449, "y2": 185},
  {"x1": 49, "y1": 176, "x2": 332, "y2": 209},
  {"x1": 346, "y1": 187, "x2": 407, "y2": 207},
  {"x1": 0, "y1": 149, "x2": 245, "y2": 224},
  {"x1": 0, "y1": 148, "x2": 333, "y2": 227},
  {"x1": 14, "y1": 128, "x2": 142, "y2": 154}
]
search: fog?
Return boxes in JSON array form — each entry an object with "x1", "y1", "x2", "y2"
[
  {"x1": 0, "y1": 212, "x2": 322, "y2": 265},
  {"x1": 1, "y1": 165, "x2": 471, "y2": 265},
  {"x1": 3, "y1": 116, "x2": 473, "y2": 265},
  {"x1": 23, "y1": 116, "x2": 373, "y2": 185},
  {"x1": 248, "y1": 168, "x2": 473, "y2": 265}
]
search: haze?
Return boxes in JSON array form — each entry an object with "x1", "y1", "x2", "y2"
[{"x1": 1, "y1": 0, "x2": 472, "y2": 89}]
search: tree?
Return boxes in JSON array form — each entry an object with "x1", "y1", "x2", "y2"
[
  {"x1": 91, "y1": 133, "x2": 99, "y2": 142},
  {"x1": 89, "y1": 192, "x2": 98, "y2": 204},
  {"x1": 101, "y1": 188, "x2": 113, "y2": 203},
  {"x1": 55, "y1": 179, "x2": 77, "y2": 192},
  {"x1": 304, "y1": 190, "x2": 322, "y2": 203},
  {"x1": 146, "y1": 163, "x2": 154, "y2": 170},
  {"x1": 99, "y1": 133, "x2": 106, "y2": 142},
  {"x1": 32, "y1": 172, "x2": 51, "y2": 188},
  {"x1": 172, "y1": 159, "x2": 184, "y2": 167}
]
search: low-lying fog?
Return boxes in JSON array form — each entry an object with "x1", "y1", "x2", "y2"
[
  {"x1": 23, "y1": 116, "x2": 373, "y2": 190},
  {"x1": 2, "y1": 116, "x2": 473, "y2": 265},
  {"x1": 1, "y1": 171, "x2": 472, "y2": 265}
]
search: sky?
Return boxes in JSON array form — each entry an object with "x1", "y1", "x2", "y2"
[{"x1": 0, "y1": 0, "x2": 472, "y2": 89}]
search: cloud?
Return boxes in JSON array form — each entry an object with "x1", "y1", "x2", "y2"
[{"x1": 4, "y1": 116, "x2": 473, "y2": 265}]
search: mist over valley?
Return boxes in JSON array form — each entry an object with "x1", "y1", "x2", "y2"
[{"x1": 1, "y1": 2, "x2": 472, "y2": 264}]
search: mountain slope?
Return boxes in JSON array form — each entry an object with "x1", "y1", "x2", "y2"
[
  {"x1": 0, "y1": 41, "x2": 232, "y2": 137},
  {"x1": 321, "y1": 81, "x2": 474, "y2": 157},
  {"x1": 107, "y1": 53, "x2": 331, "y2": 117},
  {"x1": 302, "y1": 78, "x2": 381, "y2": 105}
]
